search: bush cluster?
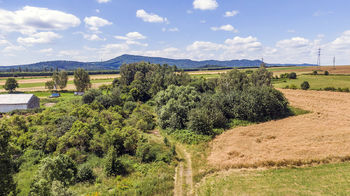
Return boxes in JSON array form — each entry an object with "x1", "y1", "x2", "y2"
[{"x1": 156, "y1": 68, "x2": 290, "y2": 136}]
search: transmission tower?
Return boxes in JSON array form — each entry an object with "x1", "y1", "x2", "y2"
[{"x1": 317, "y1": 48, "x2": 321, "y2": 66}]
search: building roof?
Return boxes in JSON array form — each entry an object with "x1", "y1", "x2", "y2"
[{"x1": 0, "y1": 94, "x2": 36, "y2": 105}]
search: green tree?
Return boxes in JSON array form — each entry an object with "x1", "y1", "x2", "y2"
[
  {"x1": 29, "y1": 155, "x2": 77, "y2": 195},
  {"x1": 217, "y1": 69, "x2": 249, "y2": 92},
  {"x1": 155, "y1": 85, "x2": 200, "y2": 130},
  {"x1": 324, "y1": 70, "x2": 329, "y2": 75},
  {"x1": 58, "y1": 71, "x2": 68, "y2": 90},
  {"x1": 4, "y1": 78, "x2": 19, "y2": 93},
  {"x1": 45, "y1": 80, "x2": 55, "y2": 90},
  {"x1": 104, "y1": 147, "x2": 127, "y2": 176},
  {"x1": 301, "y1": 81, "x2": 310, "y2": 90},
  {"x1": 250, "y1": 67, "x2": 273, "y2": 87},
  {"x1": 288, "y1": 72, "x2": 297, "y2": 79},
  {"x1": 0, "y1": 125, "x2": 17, "y2": 195},
  {"x1": 73, "y1": 68, "x2": 91, "y2": 92}
]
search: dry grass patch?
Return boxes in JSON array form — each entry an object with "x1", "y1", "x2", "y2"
[{"x1": 208, "y1": 89, "x2": 350, "y2": 169}]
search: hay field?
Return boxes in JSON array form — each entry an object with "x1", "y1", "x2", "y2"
[
  {"x1": 0, "y1": 74, "x2": 118, "y2": 92},
  {"x1": 208, "y1": 89, "x2": 350, "y2": 168},
  {"x1": 273, "y1": 74, "x2": 350, "y2": 90},
  {"x1": 270, "y1": 65, "x2": 350, "y2": 75}
]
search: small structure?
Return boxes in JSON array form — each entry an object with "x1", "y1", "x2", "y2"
[
  {"x1": 0, "y1": 94, "x2": 40, "y2": 113},
  {"x1": 49, "y1": 93, "x2": 61, "y2": 98},
  {"x1": 74, "y1": 92, "x2": 85, "y2": 96}
]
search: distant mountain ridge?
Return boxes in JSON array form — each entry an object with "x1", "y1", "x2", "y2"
[{"x1": 0, "y1": 54, "x2": 316, "y2": 71}]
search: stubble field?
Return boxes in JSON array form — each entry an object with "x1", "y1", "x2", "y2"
[{"x1": 208, "y1": 89, "x2": 350, "y2": 168}]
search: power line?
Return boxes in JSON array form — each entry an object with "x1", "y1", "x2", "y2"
[{"x1": 317, "y1": 48, "x2": 321, "y2": 66}]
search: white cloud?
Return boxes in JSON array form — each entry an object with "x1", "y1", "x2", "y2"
[
  {"x1": 224, "y1": 36, "x2": 262, "y2": 51},
  {"x1": 96, "y1": 9, "x2": 100, "y2": 13},
  {"x1": 3, "y1": 45, "x2": 25, "y2": 53},
  {"x1": 224, "y1": 10, "x2": 239, "y2": 17},
  {"x1": 0, "y1": 39, "x2": 10, "y2": 46},
  {"x1": 115, "y1": 32, "x2": 146, "y2": 40},
  {"x1": 193, "y1": 0, "x2": 218, "y2": 10},
  {"x1": 99, "y1": 43, "x2": 129, "y2": 59},
  {"x1": 211, "y1": 24, "x2": 238, "y2": 32},
  {"x1": 184, "y1": 36, "x2": 264, "y2": 60},
  {"x1": 115, "y1": 32, "x2": 147, "y2": 46},
  {"x1": 84, "y1": 16, "x2": 112, "y2": 31},
  {"x1": 276, "y1": 37, "x2": 311, "y2": 48},
  {"x1": 39, "y1": 48, "x2": 53, "y2": 53},
  {"x1": 187, "y1": 10, "x2": 193, "y2": 14},
  {"x1": 136, "y1": 9, "x2": 168, "y2": 23},
  {"x1": 75, "y1": 32, "x2": 105, "y2": 41},
  {"x1": 17, "y1": 31, "x2": 61, "y2": 45},
  {"x1": 187, "y1": 41, "x2": 223, "y2": 51},
  {"x1": 162, "y1": 27, "x2": 179, "y2": 32},
  {"x1": 200, "y1": 20, "x2": 206, "y2": 24},
  {"x1": 84, "y1": 34, "x2": 104, "y2": 41},
  {"x1": 97, "y1": 0, "x2": 111, "y2": 3},
  {"x1": 58, "y1": 50, "x2": 80, "y2": 57},
  {"x1": 0, "y1": 6, "x2": 81, "y2": 34},
  {"x1": 328, "y1": 30, "x2": 350, "y2": 50}
]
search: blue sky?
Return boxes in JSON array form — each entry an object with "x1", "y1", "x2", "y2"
[{"x1": 1, "y1": 0, "x2": 350, "y2": 66}]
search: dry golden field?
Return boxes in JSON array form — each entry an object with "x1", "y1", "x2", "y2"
[{"x1": 208, "y1": 89, "x2": 350, "y2": 168}]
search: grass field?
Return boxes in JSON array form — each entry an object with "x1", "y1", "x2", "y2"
[
  {"x1": 273, "y1": 74, "x2": 350, "y2": 90},
  {"x1": 197, "y1": 162, "x2": 350, "y2": 195}
]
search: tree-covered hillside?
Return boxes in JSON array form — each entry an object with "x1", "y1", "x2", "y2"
[{"x1": 0, "y1": 54, "x2": 316, "y2": 72}]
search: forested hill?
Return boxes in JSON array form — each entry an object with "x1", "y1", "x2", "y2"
[{"x1": 0, "y1": 54, "x2": 316, "y2": 71}]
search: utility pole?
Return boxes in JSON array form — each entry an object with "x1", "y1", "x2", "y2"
[
  {"x1": 333, "y1": 56, "x2": 336, "y2": 70},
  {"x1": 317, "y1": 48, "x2": 321, "y2": 67}
]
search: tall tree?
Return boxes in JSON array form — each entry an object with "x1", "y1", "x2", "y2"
[
  {"x1": 4, "y1": 78, "x2": 19, "y2": 93},
  {"x1": 73, "y1": 68, "x2": 91, "y2": 92},
  {"x1": 58, "y1": 71, "x2": 68, "y2": 90},
  {"x1": 0, "y1": 125, "x2": 17, "y2": 195}
]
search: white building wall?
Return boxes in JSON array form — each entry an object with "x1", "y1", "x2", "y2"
[{"x1": 0, "y1": 104, "x2": 27, "y2": 113}]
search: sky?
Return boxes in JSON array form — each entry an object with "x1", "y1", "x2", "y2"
[{"x1": 1, "y1": 0, "x2": 350, "y2": 66}]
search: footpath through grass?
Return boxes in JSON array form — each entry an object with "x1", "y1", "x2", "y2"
[{"x1": 197, "y1": 162, "x2": 350, "y2": 195}]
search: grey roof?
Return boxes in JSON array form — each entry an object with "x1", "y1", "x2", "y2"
[{"x1": 0, "y1": 94, "x2": 36, "y2": 105}]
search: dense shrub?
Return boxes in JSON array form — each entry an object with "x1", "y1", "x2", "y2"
[
  {"x1": 29, "y1": 154, "x2": 78, "y2": 195},
  {"x1": 104, "y1": 147, "x2": 127, "y2": 176},
  {"x1": 250, "y1": 67, "x2": 273, "y2": 86},
  {"x1": 77, "y1": 165, "x2": 95, "y2": 183},
  {"x1": 301, "y1": 81, "x2": 310, "y2": 90},
  {"x1": 187, "y1": 108, "x2": 213, "y2": 135},
  {"x1": 324, "y1": 87, "x2": 336, "y2": 91},
  {"x1": 324, "y1": 71, "x2": 329, "y2": 75},
  {"x1": 289, "y1": 72, "x2": 297, "y2": 79},
  {"x1": 313, "y1": 70, "x2": 318, "y2": 75},
  {"x1": 222, "y1": 86, "x2": 290, "y2": 122},
  {"x1": 0, "y1": 125, "x2": 17, "y2": 195},
  {"x1": 82, "y1": 89, "x2": 102, "y2": 104},
  {"x1": 136, "y1": 143, "x2": 157, "y2": 163},
  {"x1": 155, "y1": 85, "x2": 200, "y2": 130}
]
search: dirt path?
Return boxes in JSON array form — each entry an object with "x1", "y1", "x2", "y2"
[
  {"x1": 174, "y1": 145, "x2": 193, "y2": 196},
  {"x1": 208, "y1": 89, "x2": 350, "y2": 168}
]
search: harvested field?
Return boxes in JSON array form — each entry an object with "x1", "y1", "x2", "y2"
[
  {"x1": 208, "y1": 89, "x2": 350, "y2": 168},
  {"x1": 0, "y1": 82, "x2": 111, "y2": 92},
  {"x1": 270, "y1": 65, "x2": 350, "y2": 75}
]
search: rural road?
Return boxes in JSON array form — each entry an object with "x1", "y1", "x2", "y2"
[
  {"x1": 174, "y1": 145, "x2": 193, "y2": 196},
  {"x1": 208, "y1": 89, "x2": 350, "y2": 168}
]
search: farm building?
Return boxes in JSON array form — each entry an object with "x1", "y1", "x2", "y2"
[{"x1": 0, "y1": 94, "x2": 40, "y2": 113}]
